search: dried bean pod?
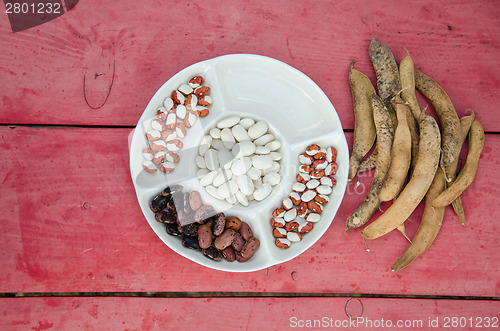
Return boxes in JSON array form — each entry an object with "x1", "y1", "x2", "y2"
[
  {"x1": 415, "y1": 69, "x2": 460, "y2": 166},
  {"x1": 399, "y1": 47, "x2": 422, "y2": 121},
  {"x1": 433, "y1": 119, "x2": 484, "y2": 207},
  {"x1": 445, "y1": 114, "x2": 476, "y2": 224},
  {"x1": 361, "y1": 115, "x2": 441, "y2": 240},
  {"x1": 368, "y1": 35, "x2": 401, "y2": 117},
  {"x1": 379, "y1": 101, "x2": 412, "y2": 202},
  {"x1": 358, "y1": 151, "x2": 377, "y2": 173},
  {"x1": 345, "y1": 94, "x2": 395, "y2": 230},
  {"x1": 391, "y1": 170, "x2": 446, "y2": 271}
]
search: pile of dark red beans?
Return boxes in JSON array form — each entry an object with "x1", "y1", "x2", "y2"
[{"x1": 150, "y1": 185, "x2": 260, "y2": 262}]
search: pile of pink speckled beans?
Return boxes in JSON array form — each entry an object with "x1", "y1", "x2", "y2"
[
  {"x1": 270, "y1": 144, "x2": 338, "y2": 249},
  {"x1": 142, "y1": 76, "x2": 212, "y2": 174}
]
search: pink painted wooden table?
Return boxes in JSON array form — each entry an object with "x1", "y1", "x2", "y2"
[{"x1": 1, "y1": 0, "x2": 499, "y2": 329}]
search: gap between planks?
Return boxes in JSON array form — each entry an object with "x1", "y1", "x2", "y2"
[
  {"x1": 2, "y1": 123, "x2": 500, "y2": 135},
  {"x1": 0, "y1": 123, "x2": 136, "y2": 130},
  {"x1": 0, "y1": 292, "x2": 498, "y2": 301}
]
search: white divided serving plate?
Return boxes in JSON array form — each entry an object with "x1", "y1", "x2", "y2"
[{"x1": 129, "y1": 54, "x2": 348, "y2": 272}]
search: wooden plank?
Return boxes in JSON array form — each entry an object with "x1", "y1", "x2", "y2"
[
  {"x1": 0, "y1": 297, "x2": 498, "y2": 330},
  {"x1": 1, "y1": 126, "x2": 498, "y2": 296},
  {"x1": 0, "y1": 0, "x2": 499, "y2": 130}
]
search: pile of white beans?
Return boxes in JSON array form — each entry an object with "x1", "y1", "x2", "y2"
[{"x1": 196, "y1": 115, "x2": 283, "y2": 206}]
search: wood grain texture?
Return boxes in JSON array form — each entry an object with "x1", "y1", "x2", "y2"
[
  {"x1": 0, "y1": 297, "x2": 499, "y2": 330},
  {"x1": 0, "y1": 127, "x2": 498, "y2": 296},
  {"x1": 0, "y1": 0, "x2": 499, "y2": 130}
]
